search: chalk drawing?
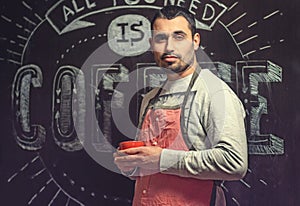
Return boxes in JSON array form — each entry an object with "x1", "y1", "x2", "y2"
[
  {"x1": 199, "y1": 62, "x2": 233, "y2": 83},
  {"x1": 3, "y1": 0, "x2": 288, "y2": 205},
  {"x1": 108, "y1": 14, "x2": 151, "y2": 56},
  {"x1": 136, "y1": 63, "x2": 167, "y2": 93},
  {"x1": 236, "y1": 60, "x2": 284, "y2": 155},
  {"x1": 52, "y1": 65, "x2": 85, "y2": 152},
  {"x1": 226, "y1": 12, "x2": 247, "y2": 28},
  {"x1": 92, "y1": 64, "x2": 129, "y2": 150},
  {"x1": 56, "y1": 33, "x2": 107, "y2": 64},
  {"x1": 12, "y1": 64, "x2": 46, "y2": 150}
]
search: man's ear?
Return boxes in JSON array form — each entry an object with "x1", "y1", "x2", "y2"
[{"x1": 193, "y1": 33, "x2": 200, "y2": 50}]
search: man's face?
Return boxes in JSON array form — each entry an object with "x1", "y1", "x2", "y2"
[{"x1": 150, "y1": 16, "x2": 200, "y2": 75}]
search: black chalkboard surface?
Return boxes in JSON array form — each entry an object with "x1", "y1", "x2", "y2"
[{"x1": 0, "y1": 0, "x2": 299, "y2": 205}]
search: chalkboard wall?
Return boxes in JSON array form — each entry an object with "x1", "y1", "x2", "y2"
[{"x1": 0, "y1": 0, "x2": 299, "y2": 205}]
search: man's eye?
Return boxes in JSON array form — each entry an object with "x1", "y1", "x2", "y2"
[
  {"x1": 154, "y1": 35, "x2": 167, "y2": 42},
  {"x1": 173, "y1": 34, "x2": 185, "y2": 40}
]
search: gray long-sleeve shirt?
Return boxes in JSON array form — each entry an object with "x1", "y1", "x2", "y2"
[{"x1": 139, "y1": 69, "x2": 248, "y2": 181}]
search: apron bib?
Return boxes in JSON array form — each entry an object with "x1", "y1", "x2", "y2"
[{"x1": 133, "y1": 68, "x2": 214, "y2": 206}]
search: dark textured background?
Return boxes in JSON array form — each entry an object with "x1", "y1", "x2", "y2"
[{"x1": 0, "y1": 0, "x2": 299, "y2": 205}]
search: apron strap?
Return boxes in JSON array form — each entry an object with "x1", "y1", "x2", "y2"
[
  {"x1": 137, "y1": 66, "x2": 201, "y2": 149},
  {"x1": 137, "y1": 82, "x2": 166, "y2": 130},
  {"x1": 180, "y1": 67, "x2": 201, "y2": 150}
]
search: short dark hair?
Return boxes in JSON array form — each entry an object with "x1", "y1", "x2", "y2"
[{"x1": 151, "y1": 5, "x2": 196, "y2": 36}]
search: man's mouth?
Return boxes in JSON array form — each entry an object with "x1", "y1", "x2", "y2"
[{"x1": 161, "y1": 54, "x2": 179, "y2": 62}]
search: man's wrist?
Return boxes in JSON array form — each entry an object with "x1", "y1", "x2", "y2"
[{"x1": 160, "y1": 149, "x2": 186, "y2": 172}]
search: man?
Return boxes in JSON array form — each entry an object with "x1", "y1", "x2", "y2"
[{"x1": 114, "y1": 5, "x2": 247, "y2": 206}]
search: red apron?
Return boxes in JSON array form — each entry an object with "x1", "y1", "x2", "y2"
[{"x1": 133, "y1": 105, "x2": 214, "y2": 206}]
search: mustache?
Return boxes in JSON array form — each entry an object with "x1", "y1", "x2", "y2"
[{"x1": 160, "y1": 52, "x2": 182, "y2": 60}]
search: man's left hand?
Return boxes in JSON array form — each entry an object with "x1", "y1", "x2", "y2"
[{"x1": 114, "y1": 146, "x2": 163, "y2": 175}]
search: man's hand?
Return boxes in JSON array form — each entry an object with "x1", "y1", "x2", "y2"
[{"x1": 114, "y1": 146, "x2": 163, "y2": 175}]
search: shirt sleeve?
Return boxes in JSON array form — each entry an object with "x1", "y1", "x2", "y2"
[{"x1": 159, "y1": 89, "x2": 248, "y2": 181}]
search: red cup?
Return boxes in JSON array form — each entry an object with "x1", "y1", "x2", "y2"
[{"x1": 119, "y1": 141, "x2": 145, "y2": 150}]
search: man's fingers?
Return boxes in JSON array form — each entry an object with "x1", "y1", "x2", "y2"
[
  {"x1": 115, "y1": 154, "x2": 141, "y2": 162},
  {"x1": 114, "y1": 157, "x2": 140, "y2": 168},
  {"x1": 113, "y1": 150, "x2": 128, "y2": 157},
  {"x1": 119, "y1": 147, "x2": 143, "y2": 155}
]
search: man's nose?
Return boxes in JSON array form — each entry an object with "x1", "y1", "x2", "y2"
[{"x1": 166, "y1": 37, "x2": 175, "y2": 52}]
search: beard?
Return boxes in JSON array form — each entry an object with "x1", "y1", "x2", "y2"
[{"x1": 162, "y1": 53, "x2": 195, "y2": 75}]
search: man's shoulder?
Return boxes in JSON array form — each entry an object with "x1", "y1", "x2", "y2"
[{"x1": 196, "y1": 69, "x2": 232, "y2": 93}]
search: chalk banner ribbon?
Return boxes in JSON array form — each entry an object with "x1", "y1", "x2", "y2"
[{"x1": 46, "y1": 0, "x2": 227, "y2": 35}]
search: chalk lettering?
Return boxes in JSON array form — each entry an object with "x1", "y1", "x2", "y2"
[
  {"x1": 63, "y1": 0, "x2": 96, "y2": 22},
  {"x1": 145, "y1": 0, "x2": 156, "y2": 3},
  {"x1": 12, "y1": 64, "x2": 46, "y2": 151},
  {"x1": 52, "y1": 66, "x2": 85, "y2": 152},
  {"x1": 176, "y1": 0, "x2": 186, "y2": 7},
  {"x1": 116, "y1": 23, "x2": 129, "y2": 42},
  {"x1": 202, "y1": 3, "x2": 215, "y2": 21},
  {"x1": 72, "y1": 0, "x2": 85, "y2": 13},
  {"x1": 164, "y1": 0, "x2": 175, "y2": 6},
  {"x1": 189, "y1": 0, "x2": 201, "y2": 16},
  {"x1": 125, "y1": 0, "x2": 140, "y2": 5},
  {"x1": 108, "y1": 14, "x2": 151, "y2": 56},
  {"x1": 48, "y1": 0, "x2": 226, "y2": 34},
  {"x1": 130, "y1": 21, "x2": 144, "y2": 46},
  {"x1": 11, "y1": 58, "x2": 284, "y2": 156},
  {"x1": 236, "y1": 60, "x2": 284, "y2": 155},
  {"x1": 91, "y1": 65, "x2": 129, "y2": 147},
  {"x1": 85, "y1": 0, "x2": 96, "y2": 9},
  {"x1": 63, "y1": 5, "x2": 75, "y2": 22}
]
